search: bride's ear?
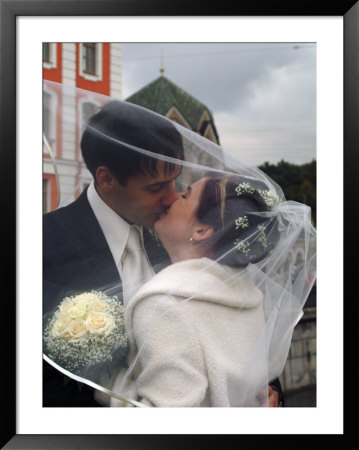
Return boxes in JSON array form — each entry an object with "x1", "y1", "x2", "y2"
[{"x1": 192, "y1": 224, "x2": 214, "y2": 243}]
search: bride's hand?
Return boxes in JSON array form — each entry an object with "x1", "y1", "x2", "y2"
[{"x1": 257, "y1": 385, "x2": 279, "y2": 407}]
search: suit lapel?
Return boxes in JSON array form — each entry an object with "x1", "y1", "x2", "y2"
[{"x1": 72, "y1": 190, "x2": 121, "y2": 287}]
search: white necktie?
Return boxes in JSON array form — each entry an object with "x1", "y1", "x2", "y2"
[{"x1": 121, "y1": 226, "x2": 154, "y2": 305}]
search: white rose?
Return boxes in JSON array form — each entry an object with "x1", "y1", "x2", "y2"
[
  {"x1": 73, "y1": 292, "x2": 99, "y2": 305},
  {"x1": 51, "y1": 315, "x2": 71, "y2": 338},
  {"x1": 67, "y1": 304, "x2": 88, "y2": 319},
  {"x1": 59, "y1": 298, "x2": 74, "y2": 314},
  {"x1": 86, "y1": 312, "x2": 116, "y2": 336},
  {"x1": 90, "y1": 299, "x2": 108, "y2": 312},
  {"x1": 67, "y1": 319, "x2": 89, "y2": 341}
]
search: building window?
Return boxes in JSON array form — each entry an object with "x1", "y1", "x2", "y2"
[
  {"x1": 43, "y1": 43, "x2": 57, "y2": 69},
  {"x1": 43, "y1": 43, "x2": 50, "y2": 62},
  {"x1": 82, "y1": 43, "x2": 96, "y2": 75},
  {"x1": 79, "y1": 43, "x2": 103, "y2": 82}
]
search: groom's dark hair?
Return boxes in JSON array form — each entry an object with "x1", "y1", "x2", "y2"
[{"x1": 81, "y1": 100, "x2": 184, "y2": 185}]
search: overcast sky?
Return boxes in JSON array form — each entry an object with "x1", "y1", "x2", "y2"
[{"x1": 121, "y1": 43, "x2": 316, "y2": 167}]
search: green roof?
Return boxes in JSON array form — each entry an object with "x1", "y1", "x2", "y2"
[{"x1": 125, "y1": 76, "x2": 218, "y2": 140}]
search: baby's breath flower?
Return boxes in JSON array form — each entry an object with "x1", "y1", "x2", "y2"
[
  {"x1": 235, "y1": 182, "x2": 255, "y2": 196},
  {"x1": 257, "y1": 224, "x2": 268, "y2": 248},
  {"x1": 258, "y1": 190, "x2": 280, "y2": 208},
  {"x1": 234, "y1": 215, "x2": 249, "y2": 229},
  {"x1": 234, "y1": 239, "x2": 251, "y2": 255}
]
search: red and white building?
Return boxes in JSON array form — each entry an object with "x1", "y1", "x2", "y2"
[{"x1": 43, "y1": 43, "x2": 123, "y2": 212}]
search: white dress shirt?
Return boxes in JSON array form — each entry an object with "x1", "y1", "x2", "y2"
[{"x1": 87, "y1": 181, "x2": 154, "y2": 305}]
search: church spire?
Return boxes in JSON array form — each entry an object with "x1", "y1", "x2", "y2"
[{"x1": 160, "y1": 49, "x2": 165, "y2": 76}]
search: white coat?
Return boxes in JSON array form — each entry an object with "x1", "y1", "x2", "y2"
[{"x1": 113, "y1": 257, "x2": 265, "y2": 407}]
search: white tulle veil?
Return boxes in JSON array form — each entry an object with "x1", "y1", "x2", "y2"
[{"x1": 43, "y1": 80, "x2": 316, "y2": 407}]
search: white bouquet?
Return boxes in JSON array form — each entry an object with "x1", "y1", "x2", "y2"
[{"x1": 43, "y1": 291, "x2": 128, "y2": 373}]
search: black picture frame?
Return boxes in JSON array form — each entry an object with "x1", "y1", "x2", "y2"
[{"x1": 1, "y1": 0, "x2": 357, "y2": 448}]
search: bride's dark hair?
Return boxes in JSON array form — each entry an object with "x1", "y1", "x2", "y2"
[{"x1": 196, "y1": 173, "x2": 280, "y2": 267}]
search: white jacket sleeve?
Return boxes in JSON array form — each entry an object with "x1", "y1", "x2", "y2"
[{"x1": 130, "y1": 295, "x2": 208, "y2": 407}]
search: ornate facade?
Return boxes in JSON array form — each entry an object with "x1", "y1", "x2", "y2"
[{"x1": 43, "y1": 43, "x2": 122, "y2": 211}]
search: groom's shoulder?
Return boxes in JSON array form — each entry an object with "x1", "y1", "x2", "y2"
[
  {"x1": 43, "y1": 190, "x2": 89, "y2": 226},
  {"x1": 43, "y1": 190, "x2": 97, "y2": 265},
  {"x1": 43, "y1": 191, "x2": 94, "y2": 248}
]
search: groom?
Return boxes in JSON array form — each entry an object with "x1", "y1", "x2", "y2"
[{"x1": 43, "y1": 100, "x2": 283, "y2": 407}]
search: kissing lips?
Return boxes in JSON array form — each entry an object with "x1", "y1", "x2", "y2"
[{"x1": 156, "y1": 209, "x2": 169, "y2": 222}]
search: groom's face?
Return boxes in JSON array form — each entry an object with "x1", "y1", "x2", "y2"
[{"x1": 105, "y1": 161, "x2": 181, "y2": 228}]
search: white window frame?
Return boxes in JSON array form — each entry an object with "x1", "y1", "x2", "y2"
[
  {"x1": 79, "y1": 43, "x2": 103, "y2": 82},
  {"x1": 43, "y1": 85, "x2": 58, "y2": 155},
  {"x1": 43, "y1": 43, "x2": 57, "y2": 70}
]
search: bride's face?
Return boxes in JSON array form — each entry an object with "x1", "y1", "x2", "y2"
[{"x1": 154, "y1": 178, "x2": 207, "y2": 246}]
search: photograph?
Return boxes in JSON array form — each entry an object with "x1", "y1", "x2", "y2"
[
  {"x1": 42, "y1": 42, "x2": 317, "y2": 412},
  {"x1": 1, "y1": 0, "x2": 356, "y2": 447}
]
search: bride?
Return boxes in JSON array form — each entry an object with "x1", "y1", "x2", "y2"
[{"x1": 111, "y1": 172, "x2": 308, "y2": 407}]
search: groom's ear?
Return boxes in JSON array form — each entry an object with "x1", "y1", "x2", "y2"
[
  {"x1": 192, "y1": 224, "x2": 214, "y2": 243},
  {"x1": 96, "y1": 166, "x2": 116, "y2": 191}
]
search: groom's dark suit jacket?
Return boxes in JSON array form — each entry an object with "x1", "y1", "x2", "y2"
[
  {"x1": 43, "y1": 188, "x2": 169, "y2": 407},
  {"x1": 43, "y1": 188, "x2": 283, "y2": 407}
]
